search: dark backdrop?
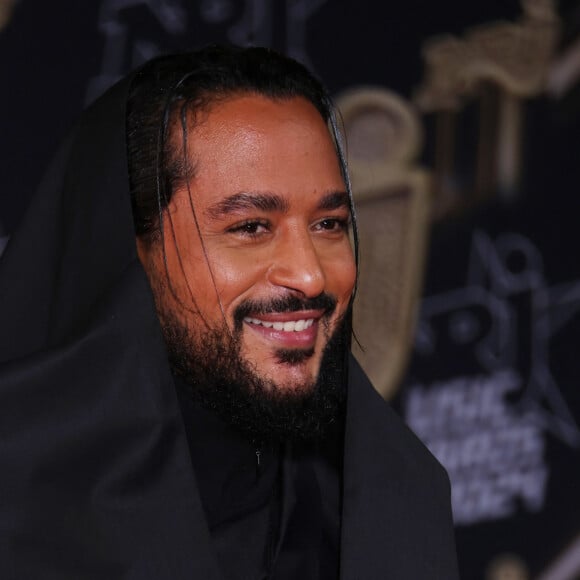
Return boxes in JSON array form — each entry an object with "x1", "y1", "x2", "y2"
[{"x1": 1, "y1": 2, "x2": 579, "y2": 579}]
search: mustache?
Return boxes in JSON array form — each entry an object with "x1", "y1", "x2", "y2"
[{"x1": 233, "y1": 293, "x2": 337, "y2": 330}]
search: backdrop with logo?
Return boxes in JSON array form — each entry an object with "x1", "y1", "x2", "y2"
[{"x1": 1, "y1": 1, "x2": 579, "y2": 578}]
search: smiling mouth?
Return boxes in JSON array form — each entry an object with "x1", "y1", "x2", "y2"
[
  {"x1": 243, "y1": 317, "x2": 315, "y2": 332},
  {"x1": 241, "y1": 312, "x2": 323, "y2": 351}
]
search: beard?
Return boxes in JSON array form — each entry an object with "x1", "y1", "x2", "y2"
[{"x1": 159, "y1": 293, "x2": 351, "y2": 444}]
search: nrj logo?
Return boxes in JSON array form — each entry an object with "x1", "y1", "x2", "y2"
[
  {"x1": 85, "y1": 0, "x2": 188, "y2": 103},
  {"x1": 414, "y1": 230, "x2": 580, "y2": 446},
  {"x1": 198, "y1": 0, "x2": 329, "y2": 67},
  {"x1": 86, "y1": 0, "x2": 329, "y2": 103},
  {"x1": 405, "y1": 230, "x2": 580, "y2": 524}
]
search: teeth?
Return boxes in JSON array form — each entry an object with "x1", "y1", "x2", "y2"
[{"x1": 244, "y1": 317, "x2": 315, "y2": 332}]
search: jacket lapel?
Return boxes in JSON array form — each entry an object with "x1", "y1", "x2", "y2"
[{"x1": 340, "y1": 357, "x2": 459, "y2": 579}]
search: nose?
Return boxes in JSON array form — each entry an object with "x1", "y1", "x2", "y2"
[{"x1": 266, "y1": 230, "x2": 326, "y2": 298}]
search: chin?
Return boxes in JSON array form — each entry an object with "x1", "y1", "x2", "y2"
[
  {"x1": 244, "y1": 349, "x2": 322, "y2": 390},
  {"x1": 162, "y1": 302, "x2": 351, "y2": 442}
]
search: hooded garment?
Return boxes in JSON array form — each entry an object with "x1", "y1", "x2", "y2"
[{"x1": 0, "y1": 70, "x2": 459, "y2": 579}]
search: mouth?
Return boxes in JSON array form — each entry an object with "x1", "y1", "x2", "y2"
[
  {"x1": 243, "y1": 317, "x2": 315, "y2": 332},
  {"x1": 242, "y1": 310, "x2": 323, "y2": 348}
]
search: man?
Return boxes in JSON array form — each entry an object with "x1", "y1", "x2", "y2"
[{"x1": 0, "y1": 46, "x2": 458, "y2": 578}]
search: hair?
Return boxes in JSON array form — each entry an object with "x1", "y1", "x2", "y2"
[{"x1": 126, "y1": 44, "x2": 357, "y2": 256}]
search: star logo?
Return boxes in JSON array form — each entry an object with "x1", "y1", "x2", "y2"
[{"x1": 414, "y1": 229, "x2": 580, "y2": 447}]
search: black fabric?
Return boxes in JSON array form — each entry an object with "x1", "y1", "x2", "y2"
[
  {"x1": 0, "y1": 75, "x2": 221, "y2": 580},
  {"x1": 271, "y1": 440, "x2": 342, "y2": 580},
  {"x1": 175, "y1": 375, "x2": 342, "y2": 580},
  {"x1": 175, "y1": 376, "x2": 282, "y2": 580},
  {"x1": 0, "y1": 65, "x2": 459, "y2": 579},
  {"x1": 342, "y1": 359, "x2": 460, "y2": 579}
]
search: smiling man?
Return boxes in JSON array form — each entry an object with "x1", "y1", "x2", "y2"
[
  {"x1": 135, "y1": 84, "x2": 356, "y2": 443},
  {"x1": 0, "y1": 46, "x2": 458, "y2": 578}
]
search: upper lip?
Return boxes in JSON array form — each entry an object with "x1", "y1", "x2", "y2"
[{"x1": 243, "y1": 309, "x2": 325, "y2": 323}]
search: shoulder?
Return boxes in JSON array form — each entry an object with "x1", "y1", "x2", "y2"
[
  {"x1": 347, "y1": 354, "x2": 449, "y2": 487},
  {"x1": 342, "y1": 356, "x2": 459, "y2": 579}
]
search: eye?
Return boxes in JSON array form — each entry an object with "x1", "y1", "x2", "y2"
[
  {"x1": 227, "y1": 219, "x2": 270, "y2": 237},
  {"x1": 315, "y1": 217, "x2": 350, "y2": 232}
]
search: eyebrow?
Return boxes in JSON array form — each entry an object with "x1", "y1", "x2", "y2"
[
  {"x1": 205, "y1": 190, "x2": 350, "y2": 219},
  {"x1": 317, "y1": 191, "x2": 350, "y2": 211},
  {"x1": 205, "y1": 192, "x2": 289, "y2": 219}
]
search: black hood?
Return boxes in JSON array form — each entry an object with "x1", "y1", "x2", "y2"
[
  {"x1": 0, "y1": 74, "x2": 221, "y2": 578},
  {"x1": 0, "y1": 64, "x2": 459, "y2": 580}
]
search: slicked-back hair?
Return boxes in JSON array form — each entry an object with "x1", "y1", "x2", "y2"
[{"x1": 126, "y1": 44, "x2": 357, "y2": 254}]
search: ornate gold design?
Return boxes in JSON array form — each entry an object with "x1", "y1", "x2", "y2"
[
  {"x1": 416, "y1": 0, "x2": 559, "y2": 111},
  {"x1": 547, "y1": 35, "x2": 580, "y2": 98},
  {"x1": 414, "y1": 0, "x2": 560, "y2": 219},
  {"x1": 337, "y1": 88, "x2": 430, "y2": 399}
]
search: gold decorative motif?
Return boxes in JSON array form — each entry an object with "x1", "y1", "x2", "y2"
[
  {"x1": 414, "y1": 0, "x2": 560, "y2": 218},
  {"x1": 416, "y1": 0, "x2": 559, "y2": 111},
  {"x1": 337, "y1": 89, "x2": 430, "y2": 399}
]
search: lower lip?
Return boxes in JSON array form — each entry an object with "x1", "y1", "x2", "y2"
[{"x1": 243, "y1": 320, "x2": 319, "y2": 348}]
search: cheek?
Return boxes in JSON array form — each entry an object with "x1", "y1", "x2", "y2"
[
  {"x1": 200, "y1": 250, "x2": 265, "y2": 313},
  {"x1": 210, "y1": 254, "x2": 260, "y2": 286},
  {"x1": 159, "y1": 234, "x2": 223, "y2": 314},
  {"x1": 325, "y1": 248, "x2": 357, "y2": 303}
]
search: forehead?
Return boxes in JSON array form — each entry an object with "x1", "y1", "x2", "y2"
[
  {"x1": 190, "y1": 93, "x2": 331, "y2": 148},
  {"x1": 172, "y1": 94, "x2": 345, "y2": 211}
]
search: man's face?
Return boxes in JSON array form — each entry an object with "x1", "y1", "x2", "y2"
[{"x1": 138, "y1": 94, "x2": 356, "y2": 401}]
